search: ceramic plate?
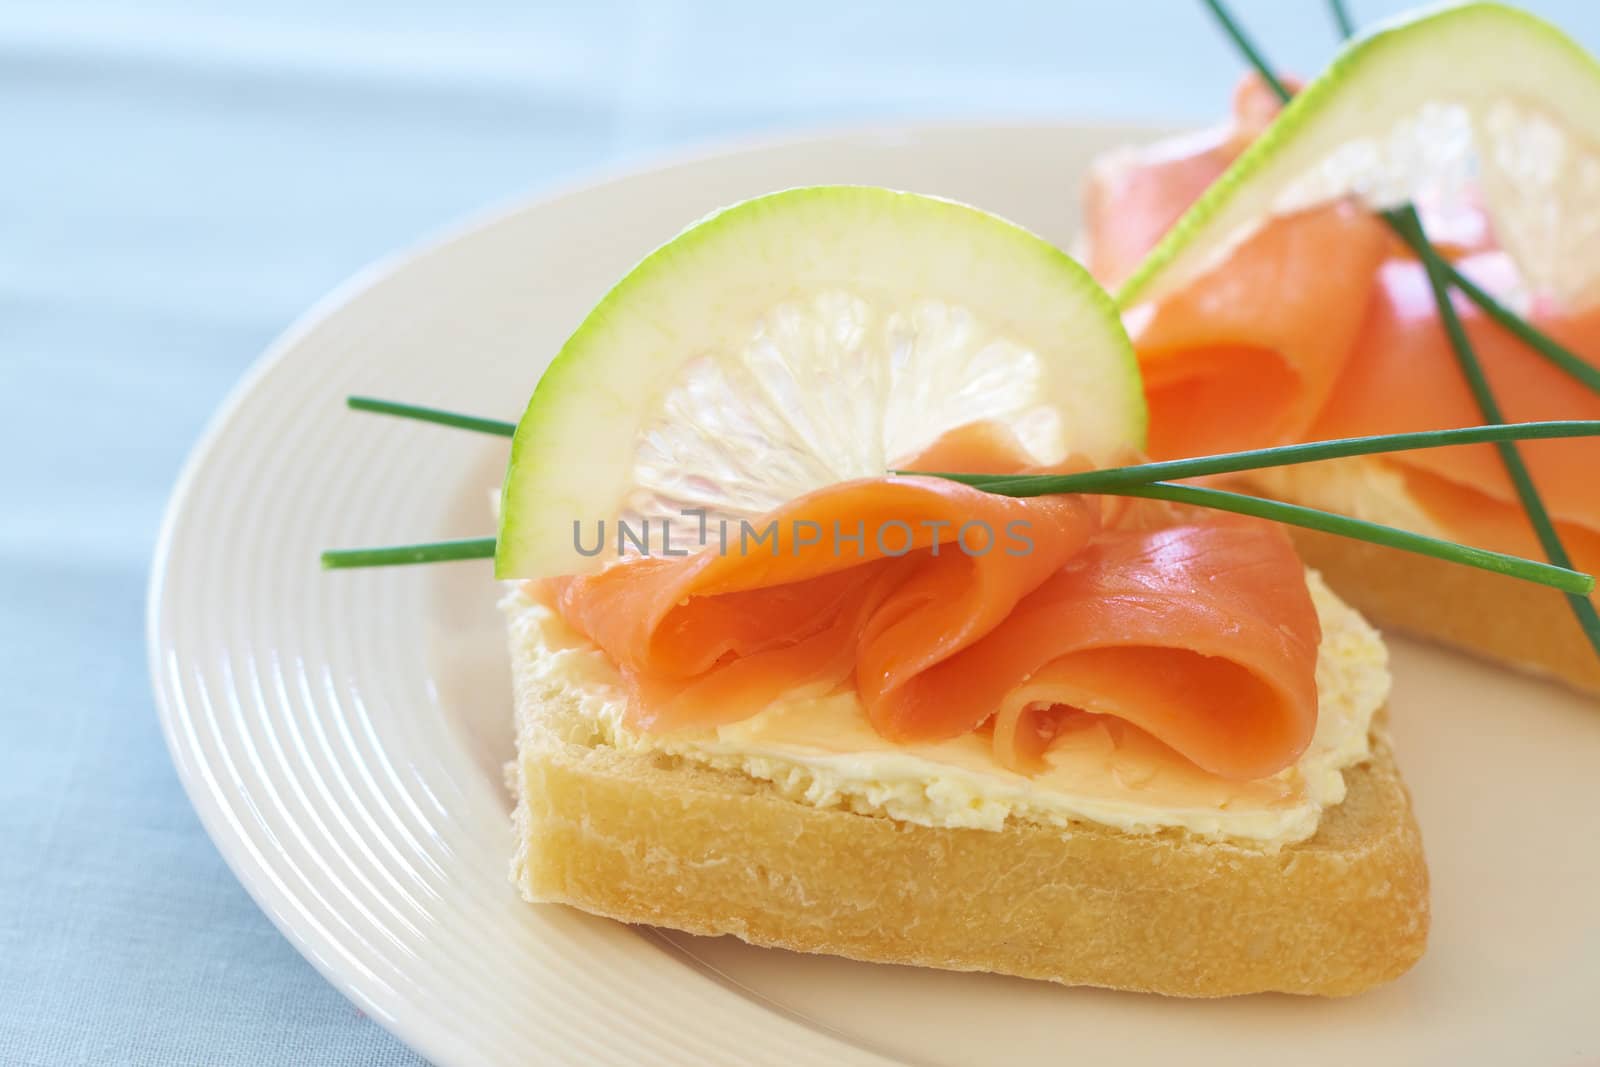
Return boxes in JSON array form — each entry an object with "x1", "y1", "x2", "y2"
[{"x1": 148, "y1": 123, "x2": 1600, "y2": 1066}]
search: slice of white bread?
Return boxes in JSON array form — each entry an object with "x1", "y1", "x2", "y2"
[{"x1": 506, "y1": 600, "x2": 1430, "y2": 997}]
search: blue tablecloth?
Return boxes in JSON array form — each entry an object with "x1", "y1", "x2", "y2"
[{"x1": 6, "y1": 1, "x2": 1597, "y2": 1062}]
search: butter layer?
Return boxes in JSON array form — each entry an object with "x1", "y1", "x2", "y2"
[{"x1": 503, "y1": 570, "x2": 1387, "y2": 847}]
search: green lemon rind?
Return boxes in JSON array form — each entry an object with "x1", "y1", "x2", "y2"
[
  {"x1": 1118, "y1": 1, "x2": 1600, "y2": 308},
  {"x1": 497, "y1": 185, "x2": 1145, "y2": 579}
]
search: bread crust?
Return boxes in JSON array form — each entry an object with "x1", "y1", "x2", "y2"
[
  {"x1": 508, "y1": 650, "x2": 1430, "y2": 998},
  {"x1": 1283, "y1": 525, "x2": 1600, "y2": 696}
]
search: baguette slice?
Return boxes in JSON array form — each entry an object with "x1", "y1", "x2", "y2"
[{"x1": 507, "y1": 603, "x2": 1430, "y2": 998}]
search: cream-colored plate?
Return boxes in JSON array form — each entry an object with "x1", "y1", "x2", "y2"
[{"x1": 148, "y1": 124, "x2": 1600, "y2": 1066}]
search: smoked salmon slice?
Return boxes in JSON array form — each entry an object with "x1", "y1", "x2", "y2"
[
  {"x1": 548, "y1": 431, "x2": 1322, "y2": 781},
  {"x1": 1084, "y1": 78, "x2": 1600, "y2": 579},
  {"x1": 891, "y1": 518, "x2": 1320, "y2": 781}
]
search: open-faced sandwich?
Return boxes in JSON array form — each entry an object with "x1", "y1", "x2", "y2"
[
  {"x1": 486, "y1": 187, "x2": 1428, "y2": 997},
  {"x1": 1083, "y1": 2, "x2": 1600, "y2": 692},
  {"x1": 322, "y1": 0, "x2": 1600, "y2": 1003}
]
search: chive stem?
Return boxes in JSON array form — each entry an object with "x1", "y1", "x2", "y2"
[
  {"x1": 906, "y1": 420, "x2": 1600, "y2": 496},
  {"x1": 321, "y1": 537, "x2": 497, "y2": 569},
  {"x1": 1328, "y1": 0, "x2": 1357, "y2": 39},
  {"x1": 1436, "y1": 242, "x2": 1600, "y2": 395},
  {"x1": 1100, "y1": 481, "x2": 1593, "y2": 596},
  {"x1": 321, "y1": 489, "x2": 1591, "y2": 591},
  {"x1": 347, "y1": 395, "x2": 516, "y2": 438},
  {"x1": 1390, "y1": 206, "x2": 1600, "y2": 637},
  {"x1": 1199, "y1": 0, "x2": 1294, "y2": 100}
]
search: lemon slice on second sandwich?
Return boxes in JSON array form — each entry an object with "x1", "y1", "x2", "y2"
[
  {"x1": 1118, "y1": 1, "x2": 1600, "y2": 310},
  {"x1": 496, "y1": 186, "x2": 1146, "y2": 580}
]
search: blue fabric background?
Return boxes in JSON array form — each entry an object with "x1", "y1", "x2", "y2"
[{"x1": 5, "y1": 2, "x2": 1597, "y2": 1062}]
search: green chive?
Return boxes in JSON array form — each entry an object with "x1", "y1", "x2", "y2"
[
  {"x1": 321, "y1": 537, "x2": 497, "y2": 569},
  {"x1": 320, "y1": 485, "x2": 1591, "y2": 592},
  {"x1": 1390, "y1": 206, "x2": 1600, "y2": 638},
  {"x1": 906, "y1": 420, "x2": 1600, "y2": 496},
  {"x1": 1435, "y1": 262, "x2": 1600, "y2": 394},
  {"x1": 348, "y1": 395, "x2": 517, "y2": 438},
  {"x1": 326, "y1": 408, "x2": 1600, "y2": 589},
  {"x1": 1200, "y1": 0, "x2": 1293, "y2": 100},
  {"x1": 1328, "y1": 0, "x2": 1357, "y2": 39},
  {"x1": 1100, "y1": 481, "x2": 1593, "y2": 596}
]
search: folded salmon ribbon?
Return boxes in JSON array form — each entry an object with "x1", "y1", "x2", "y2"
[
  {"x1": 1087, "y1": 73, "x2": 1600, "y2": 579},
  {"x1": 547, "y1": 430, "x2": 1321, "y2": 782}
]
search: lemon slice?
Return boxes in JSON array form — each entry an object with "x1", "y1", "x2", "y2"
[
  {"x1": 1118, "y1": 1, "x2": 1600, "y2": 310},
  {"x1": 496, "y1": 186, "x2": 1145, "y2": 579}
]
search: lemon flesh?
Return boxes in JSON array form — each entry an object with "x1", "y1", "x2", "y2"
[
  {"x1": 1119, "y1": 1, "x2": 1600, "y2": 311},
  {"x1": 496, "y1": 186, "x2": 1145, "y2": 580}
]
